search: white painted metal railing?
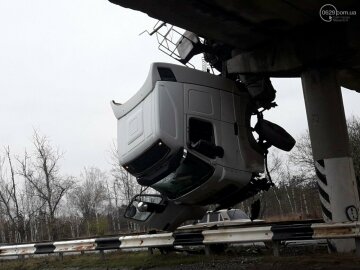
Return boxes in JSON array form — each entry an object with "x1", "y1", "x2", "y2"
[{"x1": 0, "y1": 221, "x2": 359, "y2": 257}]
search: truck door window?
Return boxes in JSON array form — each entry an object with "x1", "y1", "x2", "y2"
[
  {"x1": 188, "y1": 118, "x2": 224, "y2": 159},
  {"x1": 189, "y1": 118, "x2": 214, "y2": 145}
]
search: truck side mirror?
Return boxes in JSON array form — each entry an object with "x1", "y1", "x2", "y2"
[
  {"x1": 254, "y1": 119, "x2": 296, "y2": 152},
  {"x1": 124, "y1": 194, "x2": 166, "y2": 221}
]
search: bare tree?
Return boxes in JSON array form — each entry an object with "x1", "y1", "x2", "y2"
[
  {"x1": 23, "y1": 178, "x2": 46, "y2": 242},
  {"x1": 244, "y1": 146, "x2": 323, "y2": 220},
  {"x1": 289, "y1": 130, "x2": 315, "y2": 178},
  {"x1": 109, "y1": 142, "x2": 141, "y2": 205},
  {"x1": 267, "y1": 150, "x2": 285, "y2": 215},
  {"x1": 290, "y1": 116, "x2": 360, "y2": 182},
  {"x1": 69, "y1": 167, "x2": 107, "y2": 220},
  {"x1": 0, "y1": 147, "x2": 25, "y2": 242},
  {"x1": 348, "y1": 116, "x2": 360, "y2": 178},
  {"x1": 18, "y1": 131, "x2": 74, "y2": 240}
]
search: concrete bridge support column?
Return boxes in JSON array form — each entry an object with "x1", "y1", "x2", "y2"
[{"x1": 301, "y1": 68, "x2": 360, "y2": 252}]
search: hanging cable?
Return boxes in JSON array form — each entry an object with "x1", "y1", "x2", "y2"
[
  {"x1": 264, "y1": 153, "x2": 275, "y2": 187},
  {"x1": 139, "y1": 185, "x2": 150, "y2": 197}
]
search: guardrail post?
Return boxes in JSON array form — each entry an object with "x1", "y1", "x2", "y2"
[
  {"x1": 18, "y1": 254, "x2": 25, "y2": 260},
  {"x1": 273, "y1": 241, "x2": 280, "y2": 257},
  {"x1": 204, "y1": 245, "x2": 211, "y2": 256},
  {"x1": 99, "y1": 250, "x2": 105, "y2": 260},
  {"x1": 355, "y1": 238, "x2": 360, "y2": 256},
  {"x1": 58, "y1": 252, "x2": 64, "y2": 261},
  {"x1": 148, "y1": 247, "x2": 154, "y2": 255}
]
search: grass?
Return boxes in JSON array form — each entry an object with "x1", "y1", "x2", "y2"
[
  {"x1": 2, "y1": 248, "x2": 360, "y2": 270},
  {"x1": 0, "y1": 250, "x2": 214, "y2": 270}
]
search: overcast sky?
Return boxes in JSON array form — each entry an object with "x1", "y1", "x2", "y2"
[{"x1": 1, "y1": 0, "x2": 360, "y2": 175}]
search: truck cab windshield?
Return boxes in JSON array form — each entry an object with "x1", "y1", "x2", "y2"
[{"x1": 151, "y1": 152, "x2": 214, "y2": 199}]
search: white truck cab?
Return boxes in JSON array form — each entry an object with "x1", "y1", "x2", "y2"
[{"x1": 112, "y1": 63, "x2": 294, "y2": 231}]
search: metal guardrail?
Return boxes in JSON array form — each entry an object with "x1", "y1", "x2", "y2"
[{"x1": 0, "y1": 221, "x2": 359, "y2": 257}]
